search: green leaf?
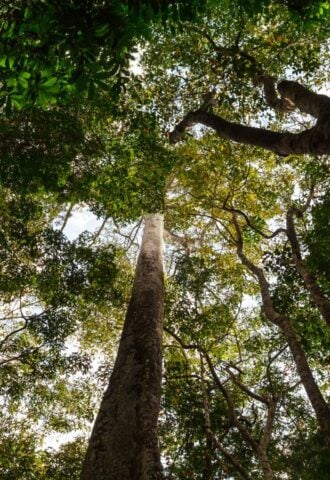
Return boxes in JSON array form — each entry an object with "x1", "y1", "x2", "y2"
[
  {"x1": 19, "y1": 71, "x2": 31, "y2": 79},
  {"x1": 10, "y1": 94, "x2": 24, "y2": 109},
  {"x1": 24, "y1": 7, "x2": 32, "y2": 20},
  {"x1": 18, "y1": 77, "x2": 29, "y2": 89},
  {"x1": 37, "y1": 90, "x2": 51, "y2": 109},
  {"x1": 41, "y1": 77, "x2": 58, "y2": 88},
  {"x1": 94, "y1": 24, "x2": 109, "y2": 37},
  {"x1": 6, "y1": 77, "x2": 17, "y2": 88},
  {"x1": 8, "y1": 56, "x2": 15, "y2": 69}
]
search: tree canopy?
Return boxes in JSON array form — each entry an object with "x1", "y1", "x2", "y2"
[{"x1": 0, "y1": 1, "x2": 329, "y2": 479}]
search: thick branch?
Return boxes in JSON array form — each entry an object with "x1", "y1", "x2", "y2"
[
  {"x1": 170, "y1": 77, "x2": 330, "y2": 155},
  {"x1": 169, "y1": 109, "x2": 330, "y2": 156},
  {"x1": 278, "y1": 80, "x2": 330, "y2": 119},
  {"x1": 255, "y1": 75, "x2": 295, "y2": 112},
  {"x1": 255, "y1": 76, "x2": 330, "y2": 118}
]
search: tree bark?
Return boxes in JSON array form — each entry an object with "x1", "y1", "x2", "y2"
[
  {"x1": 277, "y1": 80, "x2": 330, "y2": 118},
  {"x1": 169, "y1": 80, "x2": 330, "y2": 156},
  {"x1": 279, "y1": 316, "x2": 330, "y2": 446},
  {"x1": 81, "y1": 214, "x2": 165, "y2": 480}
]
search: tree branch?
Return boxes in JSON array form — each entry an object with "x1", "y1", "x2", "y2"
[
  {"x1": 60, "y1": 203, "x2": 75, "y2": 233},
  {"x1": 232, "y1": 214, "x2": 283, "y2": 326},
  {"x1": 277, "y1": 80, "x2": 330, "y2": 119},
  {"x1": 222, "y1": 203, "x2": 286, "y2": 239},
  {"x1": 169, "y1": 84, "x2": 330, "y2": 155},
  {"x1": 254, "y1": 75, "x2": 295, "y2": 112},
  {"x1": 226, "y1": 368, "x2": 269, "y2": 405},
  {"x1": 89, "y1": 216, "x2": 109, "y2": 245},
  {"x1": 200, "y1": 355, "x2": 251, "y2": 480},
  {"x1": 260, "y1": 399, "x2": 277, "y2": 452},
  {"x1": 266, "y1": 345, "x2": 288, "y2": 396},
  {"x1": 0, "y1": 318, "x2": 28, "y2": 350}
]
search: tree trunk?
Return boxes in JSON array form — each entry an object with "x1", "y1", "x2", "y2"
[
  {"x1": 81, "y1": 214, "x2": 165, "y2": 480},
  {"x1": 286, "y1": 208, "x2": 330, "y2": 327},
  {"x1": 279, "y1": 316, "x2": 330, "y2": 447},
  {"x1": 255, "y1": 446, "x2": 274, "y2": 480},
  {"x1": 233, "y1": 216, "x2": 330, "y2": 448}
]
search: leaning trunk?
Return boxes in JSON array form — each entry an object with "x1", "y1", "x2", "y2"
[
  {"x1": 279, "y1": 317, "x2": 330, "y2": 447},
  {"x1": 82, "y1": 214, "x2": 165, "y2": 480},
  {"x1": 255, "y1": 446, "x2": 274, "y2": 480},
  {"x1": 233, "y1": 216, "x2": 330, "y2": 448},
  {"x1": 286, "y1": 208, "x2": 330, "y2": 327}
]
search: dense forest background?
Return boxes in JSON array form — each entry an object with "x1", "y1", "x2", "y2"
[{"x1": 0, "y1": 1, "x2": 329, "y2": 478}]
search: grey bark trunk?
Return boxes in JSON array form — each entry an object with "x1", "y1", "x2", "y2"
[{"x1": 81, "y1": 214, "x2": 165, "y2": 480}]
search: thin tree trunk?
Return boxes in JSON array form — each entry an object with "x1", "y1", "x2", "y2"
[
  {"x1": 286, "y1": 208, "x2": 330, "y2": 327},
  {"x1": 279, "y1": 316, "x2": 330, "y2": 445},
  {"x1": 200, "y1": 355, "x2": 251, "y2": 480},
  {"x1": 232, "y1": 216, "x2": 330, "y2": 448},
  {"x1": 82, "y1": 214, "x2": 165, "y2": 480}
]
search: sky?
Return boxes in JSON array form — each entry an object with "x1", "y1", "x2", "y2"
[{"x1": 62, "y1": 207, "x2": 102, "y2": 241}]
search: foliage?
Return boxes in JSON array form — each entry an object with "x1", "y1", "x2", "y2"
[
  {"x1": 0, "y1": 0, "x2": 209, "y2": 111},
  {"x1": 0, "y1": 1, "x2": 329, "y2": 478},
  {"x1": 0, "y1": 419, "x2": 86, "y2": 480},
  {"x1": 306, "y1": 191, "x2": 330, "y2": 286}
]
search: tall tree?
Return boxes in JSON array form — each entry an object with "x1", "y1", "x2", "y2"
[
  {"x1": 82, "y1": 214, "x2": 165, "y2": 480},
  {"x1": 1, "y1": 1, "x2": 329, "y2": 478}
]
